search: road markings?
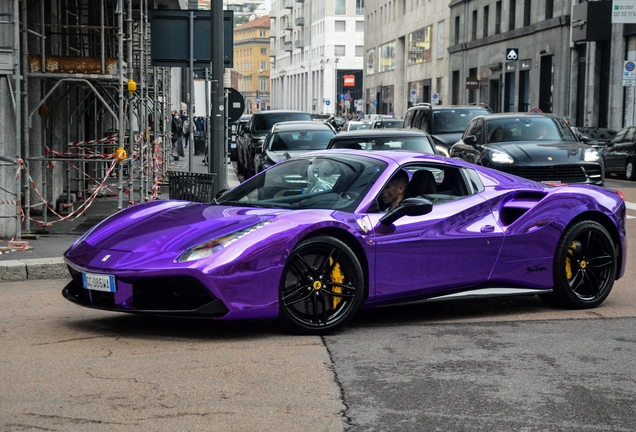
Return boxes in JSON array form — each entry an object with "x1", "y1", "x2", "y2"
[{"x1": 626, "y1": 201, "x2": 636, "y2": 219}]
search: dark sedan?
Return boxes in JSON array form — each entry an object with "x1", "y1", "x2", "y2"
[
  {"x1": 326, "y1": 129, "x2": 436, "y2": 154},
  {"x1": 450, "y1": 113, "x2": 604, "y2": 185},
  {"x1": 602, "y1": 125, "x2": 636, "y2": 180}
]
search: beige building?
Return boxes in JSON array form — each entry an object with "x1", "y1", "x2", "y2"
[
  {"x1": 363, "y1": 0, "x2": 450, "y2": 118},
  {"x1": 233, "y1": 16, "x2": 271, "y2": 113}
]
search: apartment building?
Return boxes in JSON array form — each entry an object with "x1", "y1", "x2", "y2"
[
  {"x1": 269, "y1": 0, "x2": 365, "y2": 115},
  {"x1": 233, "y1": 16, "x2": 271, "y2": 113}
]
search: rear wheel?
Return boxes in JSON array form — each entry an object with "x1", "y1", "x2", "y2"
[
  {"x1": 278, "y1": 236, "x2": 364, "y2": 335},
  {"x1": 552, "y1": 221, "x2": 616, "y2": 308}
]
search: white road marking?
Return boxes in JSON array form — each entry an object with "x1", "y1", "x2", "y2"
[{"x1": 625, "y1": 202, "x2": 636, "y2": 219}]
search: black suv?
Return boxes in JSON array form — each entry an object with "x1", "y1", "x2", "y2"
[
  {"x1": 236, "y1": 110, "x2": 312, "y2": 179},
  {"x1": 403, "y1": 103, "x2": 492, "y2": 157}
]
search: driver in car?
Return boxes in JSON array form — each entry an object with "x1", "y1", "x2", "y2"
[{"x1": 381, "y1": 169, "x2": 409, "y2": 210}]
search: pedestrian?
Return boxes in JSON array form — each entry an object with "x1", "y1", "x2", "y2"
[
  {"x1": 182, "y1": 114, "x2": 191, "y2": 149},
  {"x1": 171, "y1": 111, "x2": 184, "y2": 160},
  {"x1": 195, "y1": 117, "x2": 205, "y2": 136}
]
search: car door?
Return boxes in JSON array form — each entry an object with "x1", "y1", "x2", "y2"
[
  {"x1": 604, "y1": 127, "x2": 629, "y2": 172},
  {"x1": 367, "y1": 165, "x2": 504, "y2": 302}
]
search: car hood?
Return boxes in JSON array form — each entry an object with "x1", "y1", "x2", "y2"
[
  {"x1": 71, "y1": 201, "x2": 283, "y2": 254},
  {"x1": 487, "y1": 141, "x2": 593, "y2": 163},
  {"x1": 265, "y1": 149, "x2": 318, "y2": 164}
]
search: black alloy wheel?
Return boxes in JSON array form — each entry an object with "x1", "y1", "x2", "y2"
[
  {"x1": 278, "y1": 236, "x2": 364, "y2": 335},
  {"x1": 553, "y1": 221, "x2": 616, "y2": 308}
]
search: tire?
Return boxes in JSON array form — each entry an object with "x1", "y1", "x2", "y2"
[
  {"x1": 278, "y1": 236, "x2": 365, "y2": 335},
  {"x1": 552, "y1": 221, "x2": 616, "y2": 309},
  {"x1": 626, "y1": 160, "x2": 636, "y2": 181}
]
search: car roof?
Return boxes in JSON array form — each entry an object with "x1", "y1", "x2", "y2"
[
  {"x1": 479, "y1": 112, "x2": 564, "y2": 121},
  {"x1": 253, "y1": 110, "x2": 310, "y2": 116},
  {"x1": 409, "y1": 104, "x2": 491, "y2": 111},
  {"x1": 271, "y1": 121, "x2": 335, "y2": 131},
  {"x1": 301, "y1": 148, "x2": 454, "y2": 167},
  {"x1": 331, "y1": 129, "x2": 431, "y2": 138}
]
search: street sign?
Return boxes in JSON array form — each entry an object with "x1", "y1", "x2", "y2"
[
  {"x1": 432, "y1": 93, "x2": 439, "y2": 104},
  {"x1": 225, "y1": 87, "x2": 245, "y2": 123},
  {"x1": 529, "y1": 107, "x2": 542, "y2": 113},
  {"x1": 326, "y1": 100, "x2": 331, "y2": 106},
  {"x1": 506, "y1": 48, "x2": 519, "y2": 61}
]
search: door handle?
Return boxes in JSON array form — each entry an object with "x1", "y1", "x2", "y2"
[{"x1": 480, "y1": 225, "x2": 495, "y2": 233}]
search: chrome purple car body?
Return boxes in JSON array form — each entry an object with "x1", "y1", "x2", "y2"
[{"x1": 63, "y1": 150, "x2": 627, "y2": 334}]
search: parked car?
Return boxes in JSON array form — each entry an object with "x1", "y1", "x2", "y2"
[
  {"x1": 326, "y1": 129, "x2": 435, "y2": 154},
  {"x1": 341, "y1": 121, "x2": 372, "y2": 132},
  {"x1": 62, "y1": 150, "x2": 626, "y2": 335},
  {"x1": 231, "y1": 115, "x2": 250, "y2": 163},
  {"x1": 403, "y1": 103, "x2": 492, "y2": 156},
  {"x1": 370, "y1": 119, "x2": 404, "y2": 129},
  {"x1": 450, "y1": 113, "x2": 604, "y2": 185},
  {"x1": 602, "y1": 125, "x2": 636, "y2": 180},
  {"x1": 254, "y1": 121, "x2": 336, "y2": 173},
  {"x1": 237, "y1": 110, "x2": 312, "y2": 179}
]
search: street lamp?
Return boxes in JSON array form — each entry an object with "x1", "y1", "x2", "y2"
[{"x1": 334, "y1": 55, "x2": 340, "y2": 115}]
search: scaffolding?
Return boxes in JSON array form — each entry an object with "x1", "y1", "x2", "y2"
[{"x1": 1, "y1": 0, "x2": 177, "y2": 240}]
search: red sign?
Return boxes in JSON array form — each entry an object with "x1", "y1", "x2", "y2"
[{"x1": 343, "y1": 75, "x2": 355, "y2": 87}]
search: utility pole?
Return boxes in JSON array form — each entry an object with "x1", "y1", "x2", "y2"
[{"x1": 210, "y1": 0, "x2": 227, "y2": 193}]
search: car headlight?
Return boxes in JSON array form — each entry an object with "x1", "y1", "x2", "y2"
[
  {"x1": 490, "y1": 150, "x2": 514, "y2": 164},
  {"x1": 177, "y1": 220, "x2": 272, "y2": 262},
  {"x1": 584, "y1": 148, "x2": 600, "y2": 162}
]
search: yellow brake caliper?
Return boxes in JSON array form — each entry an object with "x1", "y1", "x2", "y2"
[
  {"x1": 329, "y1": 257, "x2": 344, "y2": 309},
  {"x1": 566, "y1": 241, "x2": 578, "y2": 280}
]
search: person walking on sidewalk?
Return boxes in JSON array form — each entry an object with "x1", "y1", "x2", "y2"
[{"x1": 171, "y1": 111, "x2": 185, "y2": 160}]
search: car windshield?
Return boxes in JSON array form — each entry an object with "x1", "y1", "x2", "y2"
[
  {"x1": 432, "y1": 108, "x2": 491, "y2": 134},
  {"x1": 348, "y1": 122, "x2": 371, "y2": 130},
  {"x1": 267, "y1": 130, "x2": 335, "y2": 151},
  {"x1": 329, "y1": 136, "x2": 435, "y2": 154},
  {"x1": 372, "y1": 120, "x2": 404, "y2": 129},
  {"x1": 216, "y1": 155, "x2": 386, "y2": 212},
  {"x1": 254, "y1": 113, "x2": 312, "y2": 133},
  {"x1": 485, "y1": 117, "x2": 577, "y2": 143}
]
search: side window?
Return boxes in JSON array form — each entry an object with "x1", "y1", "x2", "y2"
[
  {"x1": 625, "y1": 127, "x2": 636, "y2": 144},
  {"x1": 472, "y1": 120, "x2": 485, "y2": 144},
  {"x1": 612, "y1": 128, "x2": 627, "y2": 144},
  {"x1": 404, "y1": 110, "x2": 415, "y2": 128},
  {"x1": 463, "y1": 119, "x2": 478, "y2": 140}
]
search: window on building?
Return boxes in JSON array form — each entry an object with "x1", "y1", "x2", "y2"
[
  {"x1": 336, "y1": 0, "x2": 346, "y2": 14},
  {"x1": 454, "y1": 16, "x2": 460, "y2": 45},
  {"x1": 523, "y1": 0, "x2": 531, "y2": 26},
  {"x1": 356, "y1": 0, "x2": 364, "y2": 14},
  {"x1": 483, "y1": 6, "x2": 489, "y2": 38},
  {"x1": 495, "y1": 1, "x2": 502, "y2": 34},
  {"x1": 367, "y1": 48, "x2": 375, "y2": 75},
  {"x1": 545, "y1": 0, "x2": 553, "y2": 19},
  {"x1": 356, "y1": 45, "x2": 364, "y2": 56},
  {"x1": 261, "y1": 48, "x2": 267, "y2": 55},
  {"x1": 472, "y1": 10, "x2": 478, "y2": 41},
  {"x1": 509, "y1": 0, "x2": 516, "y2": 31},
  {"x1": 260, "y1": 61, "x2": 267, "y2": 70},
  {"x1": 379, "y1": 41, "x2": 396, "y2": 72},
  {"x1": 260, "y1": 30, "x2": 267, "y2": 37},
  {"x1": 437, "y1": 20, "x2": 445, "y2": 59},
  {"x1": 408, "y1": 26, "x2": 432, "y2": 65},
  {"x1": 259, "y1": 77, "x2": 268, "y2": 92},
  {"x1": 356, "y1": 21, "x2": 364, "y2": 31},
  {"x1": 335, "y1": 20, "x2": 346, "y2": 31},
  {"x1": 335, "y1": 45, "x2": 346, "y2": 56}
]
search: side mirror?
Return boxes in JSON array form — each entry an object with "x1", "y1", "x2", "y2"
[
  {"x1": 379, "y1": 197, "x2": 433, "y2": 225},
  {"x1": 463, "y1": 135, "x2": 478, "y2": 146},
  {"x1": 255, "y1": 138, "x2": 266, "y2": 154},
  {"x1": 578, "y1": 133, "x2": 592, "y2": 143}
]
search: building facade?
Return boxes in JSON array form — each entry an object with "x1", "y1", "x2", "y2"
[
  {"x1": 233, "y1": 16, "x2": 271, "y2": 113},
  {"x1": 269, "y1": 0, "x2": 365, "y2": 115}
]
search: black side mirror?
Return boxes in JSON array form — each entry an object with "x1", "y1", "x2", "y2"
[
  {"x1": 379, "y1": 197, "x2": 433, "y2": 225},
  {"x1": 463, "y1": 135, "x2": 478, "y2": 146}
]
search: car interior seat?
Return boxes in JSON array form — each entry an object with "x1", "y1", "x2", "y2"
[{"x1": 405, "y1": 170, "x2": 438, "y2": 197}]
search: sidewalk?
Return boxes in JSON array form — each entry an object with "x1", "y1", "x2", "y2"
[{"x1": 0, "y1": 155, "x2": 241, "y2": 281}]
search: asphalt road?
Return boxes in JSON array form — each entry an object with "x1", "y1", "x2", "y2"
[{"x1": 1, "y1": 178, "x2": 636, "y2": 431}]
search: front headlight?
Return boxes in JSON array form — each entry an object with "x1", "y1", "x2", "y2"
[
  {"x1": 584, "y1": 148, "x2": 600, "y2": 162},
  {"x1": 177, "y1": 220, "x2": 272, "y2": 262},
  {"x1": 490, "y1": 150, "x2": 514, "y2": 164}
]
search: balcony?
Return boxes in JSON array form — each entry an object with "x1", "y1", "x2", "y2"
[
  {"x1": 284, "y1": 42, "x2": 293, "y2": 52},
  {"x1": 295, "y1": 17, "x2": 304, "y2": 26},
  {"x1": 295, "y1": 40, "x2": 304, "y2": 48},
  {"x1": 296, "y1": 0, "x2": 304, "y2": 2},
  {"x1": 284, "y1": 0, "x2": 293, "y2": 9}
]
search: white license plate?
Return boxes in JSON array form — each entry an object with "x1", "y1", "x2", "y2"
[
  {"x1": 541, "y1": 180, "x2": 562, "y2": 185},
  {"x1": 82, "y1": 272, "x2": 116, "y2": 292}
]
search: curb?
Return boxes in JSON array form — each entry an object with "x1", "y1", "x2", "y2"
[{"x1": 0, "y1": 258, "x2": 69, "y2": 281}]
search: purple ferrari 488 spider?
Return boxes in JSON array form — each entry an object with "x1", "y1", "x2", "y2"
[{"x1": 63, "y1": 150, "x2": 627, "y2": 334}]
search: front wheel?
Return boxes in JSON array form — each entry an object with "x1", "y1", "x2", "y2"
[
  {"x1": 553, "y1": 221, "x2": 616, "y2": 309},
  {"x1": 278, "y1": 236, "x2": 365, "y2": 335},
  {"x1": 626, "y1": 160, "x2": 636, "y2": 181}
]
